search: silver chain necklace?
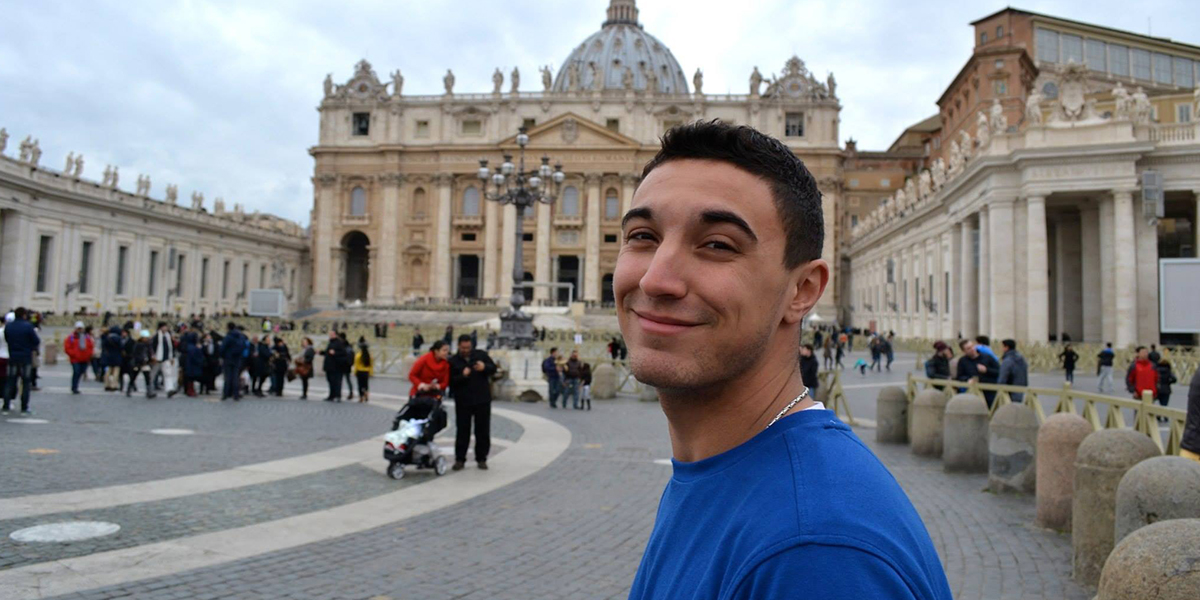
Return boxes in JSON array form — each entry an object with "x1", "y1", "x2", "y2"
[{"x1": 765, "y1": 387, "x2": 810, "y2": 430}]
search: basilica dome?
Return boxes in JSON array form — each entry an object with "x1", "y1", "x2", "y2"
[{"x1": 552, "y1": 0, "x2": 689, "y2": 95}]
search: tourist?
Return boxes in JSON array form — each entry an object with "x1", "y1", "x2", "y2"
[
  {"x1": 1182, "y1": 368, "x2": 1200, "y2": 464},
  {"x1": 957, "y1": 338, "x2": 1000, "y2": 407},
  {"x1": 835, "y1": 337, "x2": 845, "y2": 369},
  {"x1": 882, "y1": 333, "x2": 895, "y2": 370},
  {"x1": 821, "y1": 335, "x2": 833, "y2": 370},
  {"x1": 339, "y1": 332, "x2": 355, "y2": 400},
  {"x1": 1148, "y1": 343, "x2": 1161, "y2": 364},
  {"x1": 87, "y1": 325, "x2": 103, "y2": 381},
  {"x1": 270, "y1": 336, "x2": 291, "y2": 396},
  {"x1": 132, "y1": 330, "x2": 154, "y2": 397},
  {"x1": 220, "y1": 322, "x2": 247, "y2": 401},
  {"x1": 201, "y1": 333, "x2": 220, "y2": 395},
  {"x1": 64, "y1": 321, "x2": 94, "y2": 394},
  {"x1": 869, "y1": 335, "x2": 881, "y2": 371},
  {"x1": 997, "y1": 339, "x2": 1029, "y2": 403},
  {"x1": 251, "y1": 334, "x2": 271, "y2": 397},
  {"x1": 0, "y1": 314, "x2": 8, "y2": 410},
  {"x1": 295, "y1": 337, "x2": 315, "y2": 399},
  {"x1": 974, "y1": 335, "x2": 997, "y2": 361},
  {"x1": 442, "y1": 325, "x2": 454, "y2": 345},
  {"x1": 580, "y1": 361, "x2": 593, "y2": 410},
  {"x1": 449, "y1": 334, "x2": 496, "y2": 470},
  {"x1": 925, "y1": 341, "x2": 952, "y2": 380},
  {"x1": 608, "y1": 337, "x2": 621, "y2": 360},
  {"x1": 619, "y1": 122, "x2": 951, "y2": 599},
  {"x1": 120, "y1": 328, "x2": 140, "y2": 396},
  {"x1": 3, "y1": 308, "x2": 40, "y2": 414},
  {"x1": 411, "y1": 329, "x2": 424, "y2": 356},
  {"x1": 1059, "y1": 343, "x2": 1079, "y2": 383},
  {"x1": 1097, "y1": 342, "x2": 1115, "y2": 394},
  {"x1": 564, "y1": 349, "x2": 583, "y2": 409},
  {"x1": 542, "y1": 347, "x2": 564, "y2": 408},
  {"x1": 322, "y1": 330, "x2": 349, "y2": 402},
  {"x1": 1155, "y1": 355, "x2": 1177, "y2": 422},
  {"x1": 408, "y1": 339, "x2": 450, "y2": 398},
  {"x1": 148, "y1": 322, "x2": 178, "y2": 398},
  {"x1": 799, "y1": 344, "x2": 819, "y2": 393},
  {"x1": 1124, "y1": 346, "x2": 1158, "y2": 402},
  {"x1": 352, "y1": 339, "x2": 372, "y2": 403},
  {"x1": 180, "y1": 331, "x2": 203, "y2": 397}
]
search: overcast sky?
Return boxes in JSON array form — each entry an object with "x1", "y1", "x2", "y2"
[{"x1": 2, "y1": 0, "x2": 1197, "y2": 225}]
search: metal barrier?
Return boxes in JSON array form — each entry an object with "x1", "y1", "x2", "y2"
[{"x1": 904, "y1": 373, "x2": 1189, "y2": 456}]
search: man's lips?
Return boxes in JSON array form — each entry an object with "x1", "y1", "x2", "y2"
[{"x1": 631, "y1": 309, "x2": 701, "y2": 335}]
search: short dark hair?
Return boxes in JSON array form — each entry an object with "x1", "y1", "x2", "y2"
[
  {"x1": 14, "y1": 307, "x2": 26, "y2": 320},
  {"x1": 430, "y1": 340, "x2": 447, "y2": 352},
  {"x1": 641, "y1": 120, "x2": 824, "y2": 268},
  {"x1": 457, "y1": 334, "x2": 472, "y2": 344},
  {"x1": 549, "y1": 346, "x2": 559, "y2": 355},
  {"x1": 227, "y1": 322, "x2": 237, "y2": 331},
  {"x1": 1002, "y1": 339, "x2": 1016, "y2": 350},
  {"x1": 1136, "y1": 345, "x2": 1147, "y2": 352},
  {"x1": 975, "y1": 335, "x2": 990, "y2": 346}
]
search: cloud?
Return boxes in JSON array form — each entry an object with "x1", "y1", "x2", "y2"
[{"x1": 1, "y1": 0, "x2": 1196, "y2": 225}]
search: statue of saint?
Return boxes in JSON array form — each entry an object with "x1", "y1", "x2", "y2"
[
  {"x1": 749, "y1": 66, "x2": 763, "y2": 96},
  {"x1": 567, "y1": 62, "x2": 580, "y2": 92},
  {"x1": 65, "y1": 152, "x2": 75, "y2": 174},
  {"x1": 622, "y1": 67, "x2": 634, "y2": 90},
  {"x1": 693, "y1": 69, "x2": 703, "y2": 95},
  {"x1": 0, "y1": 128, "x2": 7, "y2": 155},
  {"x1": 826, "y1": 72, "x2": 837, "y2": 98},
  {"x1": 443, "y1": 69, "x2": 455, "y2": 95},
  {"x1": 323, "y1": 74, "x2": 333, "y2": 97},
  {"x1": 1025, "y1": 88, "x2": 1044, "y2": 125},
  {"x1": 73, "y1": 154, "x2": 84, "y2": 178},
  {"x1": 492, "y1": 68, "x2": 504, "y2": 94},
  {"x1": 390, "y1": 69, "x2": 404, "y2": 97},
  {"x1": 590, "y1": 62, "x2": 603, "y2": 91},
  {"x1": 540, "y1": 65, "x2": 553, "y2": 91},
  {"x1": 510, "y1": 66, "x2": 520, "y2": 93}
]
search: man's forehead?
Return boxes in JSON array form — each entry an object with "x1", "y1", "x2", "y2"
[{"x1": 630, "y1": 160, "x2": 775, "y2": 227}]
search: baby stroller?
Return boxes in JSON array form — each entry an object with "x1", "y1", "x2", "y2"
[{"x1": 383, "y1": 388, "x2": 449, "y2": 479}]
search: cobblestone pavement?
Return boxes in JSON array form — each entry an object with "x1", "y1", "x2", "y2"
[{"x1": 19, "y1": 389, "x2": 1092, "y2": 600}]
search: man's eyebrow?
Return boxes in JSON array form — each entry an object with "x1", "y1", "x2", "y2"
[
  {"x1": 621, "y1": 206, "x2": 652, "y2": 229},
  {"x1": 700, "y1": 209, "x2": 758, "y2": 242}
]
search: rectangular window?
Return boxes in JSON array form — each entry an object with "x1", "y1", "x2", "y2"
[
  {"x1": 222, "y1": 260, "x2": 230, "y2": 298},
  {"x1": 259, "y1": 264, "x2": 266, "y2": 288},
  {"x1": 35, "y1": 235, "x2": 52, "y2": 293},
  {"x1": 148, "y1": 250, "x2": 159, "y2": 296},
  {"x1": 522, "y1": 118, "x2": 537, "y2": 130},
  {"x1": 851, "y1": 215, "x2": 858, "y2": 227},
  {"x1": 1133, "y1": 48, "x2": 1152, "y2": 80},
  {"x1": 460, "y1": 232, "x2": 477, "y2": 242},
  {"x1": 116, "y1": 246, "x2": 128, "y2": 295},
  {"x1": 289, "y1": 269, "x2": 296, "y2": 296},
  {"x1": 604, "y1": 234, "x2": 618, "y2": 244},
  {"x1": 605, "y1": 195, "x2": 619, "y2": 220},
  {"x1": 522, "y1": 232, "x2": 533, "y2": 242},
  {"x1": 461, "y1": 119, "x2": 482, "y2": 135},
  {"x1": 241, "y1": 263, "x2": 248, "y2": 296},
  {"x1": 903, "y1": 281, "x2": 908, "y2": 312},
  {"x1": 200, "y1": 257, "x2": 209, "y2": 298},
  {"x1": 1110, "y1": 44, "x2": 1130, "y2": 77},
  {"x1": 880, "y1": 178, "x2": 891, "y2": 187},
  {"x1": 79, "y1": 241, "x2": 92, "y2": 294},
  {"x1": 980, "y1": 32, "x2": 987, "y2": 45},
  {"x1": 606, "y1": 118, "x2": 620, "y2": 132},
  {"x1": 1035, "y1": 28, "x2": 1059, "y2": 63},
  {"x1": 1153, "y1": 53, "x2": 1173, "y2": 84},
  {"x1": 352, "y1": 112, "x2": 370, "y2": 136},
  {"x1": 1173, "y1": 57, "x2": 1194, "y2": 87},
  {"x1": 175, "y1": 254, "x2": 186, "y2": 295},
  {"x1": 1061, "y1": 34, "x2": 1083, "y2": 64},
  {"x1": 1085, "y1": 39, "x2": 1106, "y2": 72},
  {"x1": 785, "y1": 112, "x2": 804, "y2": 137},
  {"x1": 1179, "y1": 104, "x2": 1193, "y2": 123},
  {"x1": 415, "y1": 120, "x2": 430, "y2": 138}
]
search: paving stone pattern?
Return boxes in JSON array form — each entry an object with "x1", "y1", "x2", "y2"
[{"x1": 41, "y1": 397, "x2": 1092, "y2": 600}]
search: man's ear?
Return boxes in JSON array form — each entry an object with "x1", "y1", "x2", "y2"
[{"x1": 781, "y1": 259, "x2": 829, "y2": 325}]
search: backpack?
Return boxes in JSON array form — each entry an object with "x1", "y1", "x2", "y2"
[{"x1": 924, "y1": 358, "x2": 937, "y2": 379}]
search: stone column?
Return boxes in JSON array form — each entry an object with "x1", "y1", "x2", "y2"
[
  {"x1": 959, "y1": 217, "x2": 977, "y2": 337},
  {"x1": 433, "y1": 174, "x2": 453, "y2": 299},
  {"x1": 376, "y1": 173, "x2": 403, "y2": 305},
  {"x1": 1195, "y1": 190, "x2": 1200, "y2": 258},
  {"x1": 1134, "y1": 202, "x2": 1159, "y2": 344},
  {"x1": 951, "y1": 221, "x2": 964, "y2": 337},
  {"x1": 1112, "y1": 189, "x2": 1137, "y2": 347},
  {"x1": 978, "y1": 207, "x2": 991, "y2": 335},
  {"x1": 311, "y1": 174, "x2": 337, "y2": 307},
  {"x1": 1026, "y1": 195, "x2": 1048, "y2": 343},
  {"x1": 534, "y1": 201, "x2": 551, "y2": 302},
  {"x1": 1099, "y1": 196, "x2": 1116, "y2": 343},
  {"x1": 620, "y1": 173, "x2": 638, "y2": 219},
  {"x1": 483, "y1": 197, "x2": 499, "y2": 298},
  {"x1": 936, "y1": 232, "x2": 947, "y2": 338},
  {"x1": 1080, "y1": 205, "x2": 1102, "y2": 342},
  {"x1": 499, "y1": 203, "x2": 516, "y2": 299},
  {"x1": 584, "y1": 174, "x2": 602, "y2": 302},
  {"x1": 989, "y1": 200, "x2": 1015, "y2": 338},
  {"x1": 367, "y1": 247, "x2": 379, "y2": 301}
]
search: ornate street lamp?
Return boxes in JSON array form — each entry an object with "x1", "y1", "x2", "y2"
[{"x1": 479, "y1": 126, "x2": 565, "y2": 348}]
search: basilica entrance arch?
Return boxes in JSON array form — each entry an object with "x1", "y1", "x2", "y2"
[{"x1": 341, "y1": 231, "x2": 370, "y2": 302}]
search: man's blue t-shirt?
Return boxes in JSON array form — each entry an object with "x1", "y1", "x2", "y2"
[{"x1": 628, "y1": 409, "x2": 952, "y2": 600}]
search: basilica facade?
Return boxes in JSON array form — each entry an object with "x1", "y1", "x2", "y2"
[{"x1": 309, "y1": 0, "x2": 844, "y2": 320}]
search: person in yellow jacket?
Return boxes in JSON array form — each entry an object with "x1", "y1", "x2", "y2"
[{"x1": 352, "y1": 338, "x2": 373, "y2": 403}]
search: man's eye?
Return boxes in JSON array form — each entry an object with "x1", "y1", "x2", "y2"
[
  {"x1": 625, "y1": 231, "x2": 656, "y2": 243},
  {"x1": 703, "y1": 241, "x2": 736, "y2": 252}
]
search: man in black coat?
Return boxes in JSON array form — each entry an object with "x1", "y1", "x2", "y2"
[
  {"x1": 219, "y1": 323, "x2": 247, "y2": 401},
  {"x1": 798, "y1": 344, "x2": 819, "y2": 395},
  {"x1": 323, "y1": 330, "x2": 348, "y2": 402},
  {"x1": 448, "y1": 334, "x2": 497, "y2": 471},
  {"x1": 956, "y1": 338, "x2": 1001, "y2": 408}
]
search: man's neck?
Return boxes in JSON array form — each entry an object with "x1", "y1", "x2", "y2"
[{"x1": 659, "y1": 351, "x2": 812, "y2": 463}]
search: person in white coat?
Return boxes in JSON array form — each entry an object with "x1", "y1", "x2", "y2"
[{"x1": 147, "y1": 322, "x2": 178, "y2": 398}]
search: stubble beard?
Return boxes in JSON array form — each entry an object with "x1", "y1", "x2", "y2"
[{"x1": 628, "y1": 319, "x2": 774, "y2": 395}]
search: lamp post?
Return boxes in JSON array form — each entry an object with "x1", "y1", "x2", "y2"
[{"x1": 479, "y1": 126, "x2": 565, "y2": 348}]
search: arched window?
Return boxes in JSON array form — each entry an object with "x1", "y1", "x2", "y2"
[
  {"x1": 462, "y1": 186, "x2": 481, "y2": 216},
  {"x1": 412, "y1": 187, "x2": 427, "y2": 219},
  {"x1": 562, "y1": 186, "x2": 579, "y2": 216},
  {"x1": 349, "y1": 186, "x2": 367, "y2": 216},
  {"x1": 604, "y1": 188, "x2": 619, "y2": 220}
]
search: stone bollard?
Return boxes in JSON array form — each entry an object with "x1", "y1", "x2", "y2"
[
  {"x1": 1071, "y1": 429, "x2": 1161, "y2": 587},
  {"x1": 875, "y1": 386, "x2": 908, "y2": 444},
  {"x1": 1035, "y1": 413, "x2": 1092, "y2": 531},
  {"x1": 43, "y1": 343, "x2": 58, "y2": 365},
  {"x1": 942, "y1": 394, "x2": 989, "y2": 473},
  {"x1": 988, "y1": 403, "x2": 1039, "y2": 494},
  {"x1": 591, "y1": 363, "x2": 617, "y2": 399},
  {"x1": 910, "y1": 389, "x2": 951, "y2": 457},
  {"x1": 1114, "y1": 456, "x2": 1200, "y2": 545},
  {"x1": 637, "y1": 380, "x2": 658, "y2": 402},
  {"x1": 1096, "y1": 518, "x2": 1200, "y2": 600}
]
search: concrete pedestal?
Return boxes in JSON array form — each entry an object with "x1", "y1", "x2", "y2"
[
  {"x1": 490, "y1": 349, "x2": 548, "y2": 403},
  {"x1": 1035, "y1": 413, "x2": 1092, "y2": 531},
  {"x1": 911, "y1": 389, "x2": 951, "y2": 457},
  {"x1": 590, "y1": 363, "x2": 618, "y2": 399},
  {"x1": 1072, "y1": 429, "x2": 1160, "y2": 587},
  {"x1": 876, "y1": 386, "x2": 908, "y2": 444},
  {"x1": 1097, "y1": 519, "x2": 1200, "y2": 600},
  {"x1": 943, "y1": 394, "x2": 990, "y2": 473},
  {"x1": 1114, "y1": 456, "x2": 1200, "y2": 545},
  {"x1": 989, "y1": 404, "x2": 1040, "y2": 494}
]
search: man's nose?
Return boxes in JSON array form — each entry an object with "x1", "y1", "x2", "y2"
[{"x1": 638, "y1": 240, "x2": 687, "y2": 299}]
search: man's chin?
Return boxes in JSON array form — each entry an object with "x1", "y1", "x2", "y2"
[{"x1": 628, "y1": 347, "x2": 703, "y2": 390}]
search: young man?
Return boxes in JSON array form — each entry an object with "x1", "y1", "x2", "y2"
[
  {"x1": 957, "y1": 338, "x2": 1001, "y2": 408},
  {"x1": 3, "y1": 309, "x2": 40, "y2": 415},
  {"x1": 997, "y1": 339, "x2": 1029, "y2": 403},
  {"x1": 219, "y1": 322, "x2": 247, "y2": 401},
  {"x1": 1097, "y1": 342, "x2": 1115, "y2": 394},
  {"x1": 541, "y1": 347, "x2": 563, "y2": 408},
  {"x1": 448, "y1": 334, "x2": 497, "y2": 470},
  {"x1": 619, "y1": 122, "x2": 951, "y2": 599}
]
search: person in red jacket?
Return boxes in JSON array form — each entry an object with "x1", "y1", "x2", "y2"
[
  {"x1": 408, "y1": 340, "x2": 450, "y2": 398},
  {"x1": 64, "y1": 321, "x2": 95, "y2": 395},
  {"x1": 1125, "y1": 345, "x2": 1159, "y2": 402}
]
